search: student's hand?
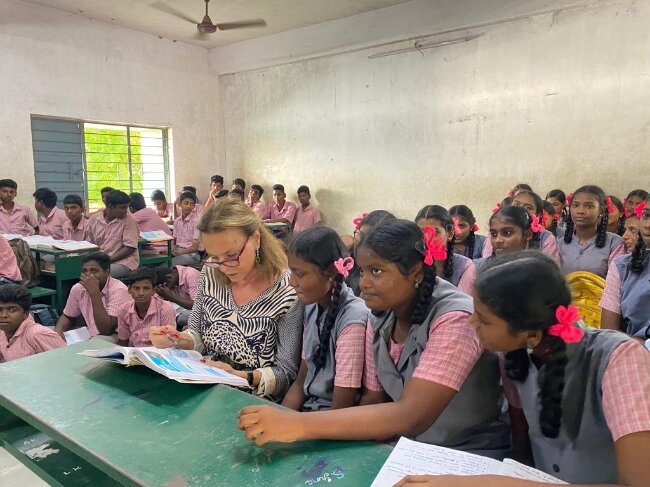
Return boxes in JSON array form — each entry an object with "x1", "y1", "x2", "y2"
[
  {"x1": 237, "y1": 405, "x2": 304, "y2": 445},
  {"x1": 155, "y1": 284, "x2": 173, "y2": 300},
  {"x1": 148, "y1": 325, "x2": 176, "y2": 348},
  {"x1": 79, "y1": 273, "x2": 101, "y2": 295}
]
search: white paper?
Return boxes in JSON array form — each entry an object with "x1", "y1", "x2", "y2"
[
  {"x1": 64, "y1": 327, "x2": 91, "y2": 345},
  {"x1": 50, "y1": 240, "x2": 98, "y2": 251},
  {"x1": 501, "y1": 459, "x2": 567, "y2": 484}
]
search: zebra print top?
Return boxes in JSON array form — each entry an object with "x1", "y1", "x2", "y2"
[{"x1": 187, "y1": 268, "x2": 302, "y2": 399}]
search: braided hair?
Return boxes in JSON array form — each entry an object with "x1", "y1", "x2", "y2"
[
  {"x1": 361, "y1": 220, "x2": 437, "y2": 325},
  {"x1": 512, "y1": 190, "x2": 546, "y2": 249},
  {"x1": 475, "y1": 251, "x2": 572, "y2": 438},
  {"x1": 415, "y1": 205, "x2": 455, "y2": 279},
  {"x1": 563, "y1": 185, "x2": 609, "y2": 248},
  {"x1": 449, "y1": 205, "x2": 478, "y2": 258},
  {"x1": 490, "y1": 205, "x2": 537, "y2": 250},
  {"x1": 545, "y1": 189, "x2": 568, "y2": 222},
  {"x1": 607, "y1": 195, "x2": 625, "y2": 236},
  {"x1": 288, "y1": 226, "x2": 349, "y2": 376},
  {"x1": 629, "y1": 197, "x2": 649, "y2": 274},
  {"x1": 542, "y1": 200, "x2": 559, "y2": 236}
]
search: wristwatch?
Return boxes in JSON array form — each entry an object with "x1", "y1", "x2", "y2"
[{"x1": 246, "y1": 371, "x2": 254, "y2": 386}]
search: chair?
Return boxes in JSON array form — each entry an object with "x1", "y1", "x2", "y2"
[
  {"x1": 29, "y1": 286, "x2": 57, "y2": 308},
  {"x1": 565, "y1": 271, "x2": 606, "y2": 328}
]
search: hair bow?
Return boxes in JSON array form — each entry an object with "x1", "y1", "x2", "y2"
[
  {"x1": 452, "y1": 217, "x2": 462, "y2": 235},
  {"x1": 353, "y1": 213, "x2": 368, "y2": 231},
  {"x1": 634, "y1": 201, "x2": 646, "y2": 220},
  {"x1": 530, "y1": 215, "x2": 545, "y2": 233},
  {"x1": 492, "y1": 202, "x2": 502, "y2": 214},
  {"x1": 565, "y1": 193, "x2": 573, "y2": 208},
  {"x1": 553, "y1": 213, "x2": 560, "y2": 221},
  {"x1": 548, "y1": 305, "x2": 584, "y2": 343},
  {"x1": 472, "y1": 223, "x2": 479, "y2": 232},
  {"x1": 506, "y1": 189, "x2": 514, "y2": 198},
  {"x1": 605, "y1": 197, "x2": 616, "y2": 215},
  {"x1": 333, "y1": 257, "x2": 354, "y2": 278},
  {"x1": 422, "y1": 226, "x2": 447, "y2": 265}
]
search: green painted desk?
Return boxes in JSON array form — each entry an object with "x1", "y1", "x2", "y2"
[
  {"x1": 0, "y1": 341, "x2": 391, "y2": 486},
  {"x1": 138, "y1": 239, "x2": 173, "y2": 268}
]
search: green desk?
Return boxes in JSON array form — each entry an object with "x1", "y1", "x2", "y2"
[
  {"x1": 138, "y1": 239, "x2": 173, "y2": 268},
  {"x1": 0, "y1": 341, "x2": 391, "y2": 486}
]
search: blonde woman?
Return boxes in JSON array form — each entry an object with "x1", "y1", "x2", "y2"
[{"x1": 150, "y1": 198, "x2": 302, "y2": 401}]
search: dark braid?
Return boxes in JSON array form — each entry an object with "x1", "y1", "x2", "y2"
[
  {"x1": 312, "y1": 274, "x2": 344, "y2": 373},
  {"x1": 615, "y1": 216, "x2": 625, "y2": 236},
  {"x1": 466, "y1": 230, "x2": 476, "y2": 258},
  {"x1": 547, "y1": 218, "x2": 559, "y2": 237},
  {"x1": 563, "y1": 212, "x2": 574, "y2": 244},
  {"x1": 595, "y1": 211, "x2": 608, "y2": 248},
  {"x1": 504, "y1": 349, "x2": 530, "y2": 381},
  {"x1": 415, "y1": 204, "x2": 455, "y2": 279},
  {"x1": 411, "y1": 264, "x2": 437, "y2": 325},
  {"x1": 537, "y1": 336, "x2": 568, "y2": 438},
  {"x1": 564, "y1": 185, "x2": 609, "y2": 246},
  {"x1": 443, "y1": 239, "x2": 454, "y2": 278},
  {"x1": 630, "y1": 232, "x2": 647, "y2": 274}
]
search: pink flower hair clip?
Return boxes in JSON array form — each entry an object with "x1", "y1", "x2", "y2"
[
  {"x1": 472, "y1": 224, "x2": 479, "y2": 232},
  {"x1": 548, "y1": 305, "x2": 584, "y2": 343},
  {"x1": 422, "y1": 226, "x2": 447, "y2": 265},
  {"x1": 492, "y1": 202, "x2": 502, "y2": 214},
  {"x1": 333, "y1": 257, "x2": 354, "y2": 278},
  {"x1": 565, "y1": 193, "x2": 573, "y2": 208},
  {"x1": 605, "y1": 197, "x2": 616, "y2": 215},
  {"x1": 506, "y1": 189, "x2": 514, "y2": 198},
  {"x1": 530, "y1": 215, "x2": 545, "y2": 233},
  {"x1": 452, "y1": 218, "x2": 462, "y2": 235},
  {"x1": 353, "y1": 213, "x2": 368, "y2": 231},
  {"x1": 553, "y1": 213, "x2": 560, "y2": 221},
  {"x1": 634, "y1": 201, "x2": 646, "y2": 219}
]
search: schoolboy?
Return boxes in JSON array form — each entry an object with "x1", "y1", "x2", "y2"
[
  {"x1": 87, "y1": 190, "x2": 139, "y2": 278},
  {"x1": 172, "y1": 191, "x2": 201, "y2": 266},
  {"x1": 204, "y1": 175, "x2": 224, "y2": 207},
  {"x1": 62, "y1": 194, "x2": 89, "y2": 241},
  {"x1": 292, "y1": 185, "x2": 322, "y2": 233},
  {"x1": 264, "y1": 184, "x2": 297, "y2": 225},
  {"x1": 116, "y1": 269, "x2": 176, "y2": 347},
  {"x1": 245, "y1": 184, "x2": 267, "y2": 218},
  {"x1": 155, "y1": 265, "x2": 200, "y2": 329},
  {"x1": 231, "y1": 178, "x2": 246, "y2": 192},
  {"x1": 0, "y1": 283, "x2": 65, "y2": 362},
  {"x1": 87, "y1": 186, "x2": 115, "y2": 216},
  {"x1": 33, "y1": 187, "x2": 67, "y2": 239},
  {"x1": 54, "y1": 251, "x2": 131, "y2": 338},
  {"x1": 0, "y1": 179, "x2": 38, "y2": 236},
  {"x1": 0, "y1": 235, "x2": 23, "y2": 283}
]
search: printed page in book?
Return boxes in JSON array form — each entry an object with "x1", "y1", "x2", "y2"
[
  {"x1": 140, "y1": 230, "x2": 173, "y2": 242},
  {"x1": 79, "y1": 346, "x2": 135, "y2": 365}
]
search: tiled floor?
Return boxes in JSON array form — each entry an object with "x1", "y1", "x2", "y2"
[{"x1": 0, "y1": 447, "x2": 48, "y2": 486}]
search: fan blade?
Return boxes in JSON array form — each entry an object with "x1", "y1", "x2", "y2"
[
  {"x1": 151, "y1": 1, "x2": 199, "y2": 24},
  {"x1": 192, "y1": 31, "x2": 210, "y2": 40},
  {"x1": 216, "y1": 19, "x2": 267, "y2": 30}
]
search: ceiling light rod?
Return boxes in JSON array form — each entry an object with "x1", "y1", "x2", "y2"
[{"x1": 368, "y1": 33, "x2": 483, "y2": 59}]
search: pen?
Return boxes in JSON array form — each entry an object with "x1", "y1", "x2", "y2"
[{"x1": 161, "y1": 330, "x2": 179, "y2": 346}]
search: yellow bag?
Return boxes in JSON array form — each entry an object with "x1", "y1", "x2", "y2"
[{"x1": 565, "y1": 271, "x2": 606, "y2": 328}]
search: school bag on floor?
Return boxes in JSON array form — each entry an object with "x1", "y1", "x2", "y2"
[
  {"x1": 30, "y1": 304, "x2": 60, "y2": 327},
  {"x1": 8, "y1": 238, "x2": 40, "y2": 288}
]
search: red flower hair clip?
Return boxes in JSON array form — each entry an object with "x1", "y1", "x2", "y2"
[
  {"x1": 422, "y1": 226, "x2": 447, "y2": 265},
  {"x1": 452, "y1": 218, "x2": 462, "y2": 235},
  {"x1": 548, "y1": 305, "x2": 584, "y2": 343},
  {"x1": 605, "y1": 197, "x2": 616, "y2": 215},
  {"x1": 634, "y1": 201, "x2": 646, "y2": 220},
  {"x1": 472, "y1": 224, "x2": 479, "y2": 232},
  {"x1": 530, "y1": 215, "x2": 545, "y2": 233},
  {"x1": 565, "y1": 193, "x2": 573, "y2": 208},
  {"x1": 492, "y1": 202, "x2": 502, "y2": 214},
  {"x1": 506, "y1": 189, "x2": 514, "y2": 198},
  {"x1": 353, "y1": 213, "x2": 368, "y2": 231},
  {"x1": 333, "y1": 257, "x2": 354, "y2": 278},
  {"x1": 553, "y1": 213, "x2": 560, "y2": 221}
]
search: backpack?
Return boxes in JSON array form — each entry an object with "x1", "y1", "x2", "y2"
[
  {"x1": 8, "y1": 238, "x2": 40, "y2": 288},
  {"x1": 30, "y1": 304, "x2": 60, "y2": 327}
]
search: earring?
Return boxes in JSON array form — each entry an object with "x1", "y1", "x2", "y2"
[
  {"x1": 414, "y1": 281, "x2": 420, "y2": 289},
  {"x1": 255, "y1": 248, "x2": 261, "y2": 265},
  {"x1": 526, "y1": 339, "x2": 535, "y2": 355}
]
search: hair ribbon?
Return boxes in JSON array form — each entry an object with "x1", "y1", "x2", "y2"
[
  {"x1": 492, "y1": 202, "x2": 502, "y2": 214},
  {"x1": 530, "y1": 215, "x2": 545, "y2": 233},
  {"x1": 565, "y1": 193, "x2": 573, "y2": 208},
  {"x1": 333, "y1": 257, "x2": 354, "y2": 278},
  {"x1": 353, "y1": 213, "x2": 368, "y2": 231},
  {"x1": 548, "y1": 305, "x2": 584, "y2": 343},
  {"x1": 452, "y1": 217, "x2": 462, "y2": 235},
  {"x1": 634, "y1": 201, "x2": 646, "y2": 219},
  {"x1": 422, "y1": 226, "x2": 447, "y2": 265},
  {"x1": 506, "y1": 189, "x2": 514, "y2": 198},
  {"x1": 605, "y1": 197, "x2": 616, "y2": 215},
  {"x1": 472, "y1": 223, "x2": 479, "y2": 232}
]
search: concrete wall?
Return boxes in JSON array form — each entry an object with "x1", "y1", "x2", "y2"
[
  {"x1": 212, "y1": 0, "x2": 650, "y2": 232},
  {"x1": 1, "y1": 0, "x2": 221, "y2": 207}
]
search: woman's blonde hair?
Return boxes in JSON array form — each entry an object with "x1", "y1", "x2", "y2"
[{"x1": 197, "y1": 198, "x2": 288, "y2": 286}]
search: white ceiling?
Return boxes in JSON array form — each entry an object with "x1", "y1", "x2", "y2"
[{"x1": 20, "y1": 0, "x2": 412, "y2": 48}]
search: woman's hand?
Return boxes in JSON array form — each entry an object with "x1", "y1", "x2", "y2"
[
  {"x1": 237, "y1": 405, "x2": 304, "y2": 445},
  {"x1": 148, "y1": 325, "x2": 176, "y2": 348},
  {"x1": 203, "y1": 360, "x2": 243, "y2": 378}
]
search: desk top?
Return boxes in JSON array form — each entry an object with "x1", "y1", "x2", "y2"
[{"x1": 0, "y1": 341, "x2": 390, "y2": 487}]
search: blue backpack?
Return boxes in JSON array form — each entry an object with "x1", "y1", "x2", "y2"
[{"x1": 30, "y1": 304, "x2": 60, "y2": 327}]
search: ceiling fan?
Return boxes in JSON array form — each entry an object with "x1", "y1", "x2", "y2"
[{"x1": 153, "y1": 0, "x2": 267, "y2": 37}]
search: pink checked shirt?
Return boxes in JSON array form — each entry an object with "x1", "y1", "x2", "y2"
[
  {"x1": 246, "y1": 200, "x2": 267, "y2": 219},
  {"x1": 62, "y1": 217, "x2": 89, "y2": 241},
  {"x1": 482, "y1": 232, "x2": 561, "y2": 263},
  {"x1": 457, "y1": 259, "x2": 477, "y2": 295},
  {"x1": 63, "y1": 277, "x2": 131, "y2": 336},
  {"x1": 171, "y1": 266, "x2": 200, "y2": 301},
  {"x1": 87, "y1": 211, "x2": 140, "y2": 270},
  {"x1": 117, "y1": 295, "x2": 176, "y2": 347},
  {"x1": 600, "y1": 260, "x2": 622, "y2": 313},
  {"x1": 38, "y1": 207, "x2": 68, "y2": 239},
  {"x1": 363, "y1": 311, "x2": 480, "y2": 392},
  {"x1": 0, "y1": 203, "x2": 37, "y2": 236},
  {"x1": 293, "y1": 205, "x2": 322, "y2": 233},
  {"x1": 0, "y1": 315, "x2": 65, "y2": 362},
  {"x1": 268, "y1": 201, "x2": 297, "y2": 224},
  {"x1": 132, "y1": 208, "x2": 172, "y2": 235},
  {"x1": 0, "y1": 235, "x2": 22, "y2": 282},
  {"x1": 173, "y1": 212, "x2": 200, "y2": 249}
]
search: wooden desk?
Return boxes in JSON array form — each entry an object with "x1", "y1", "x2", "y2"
[{"x1": 0, "y1": 341, "x2": 390, "y2": 486}]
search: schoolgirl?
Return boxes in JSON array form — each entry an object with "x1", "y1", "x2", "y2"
[{"x1": 449, "y1": 205, "x2": 487, "y2": 259}]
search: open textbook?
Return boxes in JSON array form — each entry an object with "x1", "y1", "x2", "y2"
[
  {"x1": 79, "y1": 346, "x2": 249, "y2": 387},
  {"x1": 139, "y1": 230, "x2": 173, "y2": 242},
  {"x1": 371, "y1": 437, "x2": 567, "y2": 487}
]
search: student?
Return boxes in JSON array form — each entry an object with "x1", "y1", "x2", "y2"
[
  {"x1": 129, "y1": 192, "x2": 172, "y2": 254},
  {"x1": 448, "y1": 205, "x2": 486, "y2": 260},
  {"x1": 177, "y1": 186, "x2": 203, "y2": 215},
  {"x1": 116, "y1": 269, "x2": 176, "y2": 347},
  {"x1": 607, "y1": 195, "x2": 625, "y2": 235},
  {"x1": 231, "y1": 178, "x2": 246, "y2": 192},
  {"x1": 0, "y1": 235, "x2": 22, "y2": 284},
  {"x1": 33, "y1": 187, "x2": 67, "y2": 239},
  {"x1": 474, "y1": 205, "x2": 535, "y2": 270},
  {"x1": 155, "y1": 265, "x2": 200, "y2": 329},
  {"x1": 215, "y1": 189, "x2": 230, "y2": 199},
  {"x1": 264, "y1": 184, "x2": 297, "y2": 227},
  {"x1": 87, "y1": 190, "x2": 140, "y2": 278},
  {"x1": 282, "y1": 226, "x2": 368, "y2": 412},
  {"x1": 151, "y1": 189, "x2": 175, "y2": 223},
  {"x1": 229, "y1": 189, "x2": 245, "y2": 202},
  {"x1": 509, "y1": 183, "x2": 533, "y2": 198},
  {"x1": 204, "y1": 174, "x2": 224, "y2": 208},
  {"x1": 237, "y1": 220, "x2": 510, "y2": 458},
  {"x1": 0, "y1": 178, "x2": 38, "y2": 236},
  {"x1": 395, "y1": 251, "x2": 650, "y2": 486},
  {"x1": 245, "y1": 184, "x2": 267, "y2": 218},
  {"x1": 483, "y1": 190, "x2": 560, "y2": 263},
  {"x1": 623, "y1": 189, "x2": 649, "y2": 216},
  {"x1": 62, "y1": 194, "x2": 89, "y2": 241},
  {"x1": 0, "y1": 284, "x2": 65, "y2": 362},
  {"x1": 545, "y1": 188, "x2": 567, "y2": 218},
  {"x1": 415, "y1": 205, "x2": 476, "y2": 294},
  {"x1": 542, "y1": 200, "x2": 559, "y2": 235},
  {"x1": 55, "y1": 251, "x2": 131, "y2": 338},
  {"x1": 87, "y1": 186, "x2": 115, "y2": 216},
  {"x1": 620, "y1": 210, "x2": 641, "y2": 254},
  {"x1": 293, "y1": 185, "x2": 322, "y2": 233},
  {"x1": 557, "y1": 185, "x2": 625, "y2": 278},
  {"x1": 600, "y1": 198, "x2": 650, "y2": 338},
  {"x1": 172, "y1": 191, "x2": 201, "y2": 266}
]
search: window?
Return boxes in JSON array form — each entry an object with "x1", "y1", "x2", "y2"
[{"x1": 31, "y1": 117, "x2": 170, "y2": 212}]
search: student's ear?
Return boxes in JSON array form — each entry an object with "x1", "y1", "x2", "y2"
[
  {"x1": 409, "y1": 261, "x2": 424, "y2": 285},
  {"x1": 523, "y1": 229, "x2": 533, "y2": 243},
  {"x1": 523, "y1": 329, "x2": 544, "y2": 348}
]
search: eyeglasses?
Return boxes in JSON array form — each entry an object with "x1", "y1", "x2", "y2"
[{"x1": 202, "y1": 237, "x2": 250, "y2": 268}]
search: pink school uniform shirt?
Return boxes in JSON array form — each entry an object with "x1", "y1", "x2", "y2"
[
  {"x1": 171, "y1": 265, "x2": 200, "y2": 301},
  {"x1": 246, "y1": 200, "x2": 267, "y2": 219},
  {"x1": 0, "y1": 203, "x2": 37, "y2": 236},
  {"x1": 268, "y1": 201, "x2": 297, "y2": 224},
  {"x1": 62, "y1": 277, "x2": 131, "y2": 336},
  {"x1": 62, "y1": 217, "x2": 89, "y2": 241},
  {"x1": 38, "y1": 207, "x2": 68, "y2": 239},
  {"x1": 132, "y1": 208, "x2": 172, "y2": 235},
  {"x1": 0, "y1": 315, "x2": 65, "y2": 362},
  {"x1": 156, "y1": 202, "x2": 175, "y2": 220},
  {"x1": 173, "y1": 212, "x2": 200, "y2": 249},
  {"x1": 0, "y1": 235, "x2": 22, "y2": 282},
  {"x1": 293, "y1": 205, "x2": 322, "y2": 233},
  {"x1": 87, "y1": 211, "x2": 140, "y2": 270},
  {"x1": 117, "y1": 295, "x2": 176, "y2": 347}
]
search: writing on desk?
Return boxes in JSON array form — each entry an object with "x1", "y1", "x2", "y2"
[{"x1": 304, "y1": 467, "x2": 345, "y2": 485}]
